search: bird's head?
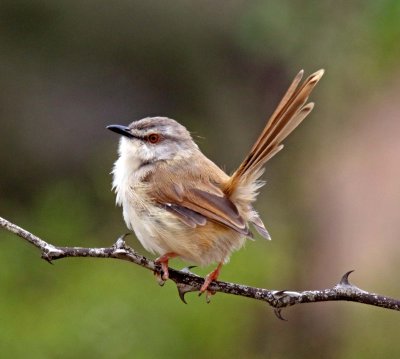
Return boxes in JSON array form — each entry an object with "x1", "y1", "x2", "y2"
[{"x1": 107, "y1": 117, "x2": 198, "y2": 166}]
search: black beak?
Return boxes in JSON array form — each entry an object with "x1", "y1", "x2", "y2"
[{"x1": 106, "y1": 124, "x2": 134, "y2": 138}]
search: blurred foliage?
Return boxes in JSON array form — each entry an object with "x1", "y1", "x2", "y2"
[{"x1": 1, "y1": 1, "x2": 400, "y2": 358}]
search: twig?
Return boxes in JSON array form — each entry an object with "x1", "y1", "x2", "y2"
[{"x1": 1, "y1": 215, "x2": 399, "y2": 318}]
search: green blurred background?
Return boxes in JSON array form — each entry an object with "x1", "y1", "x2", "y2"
[{"x1": 1, "y1": 1, "x2": 400, "y2": 358}]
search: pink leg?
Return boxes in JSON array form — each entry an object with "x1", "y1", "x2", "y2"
[
  {"x1": 155, "y1": 252, "x2": 178, "y2": 281},
  {"x1": 200, "y1": 262, "x2": 223, "y2": 294}
]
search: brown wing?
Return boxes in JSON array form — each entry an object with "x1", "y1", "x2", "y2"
[
  {"x1": 147, "y1": 159, "x2": 253, "y2": 237},
  {"x1": 163, "y1": 203, "x2": 207, "y2": 228}
]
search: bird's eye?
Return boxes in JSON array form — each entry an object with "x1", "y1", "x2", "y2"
[{"x1": 147, "y1": 133, "x2": 161, "y2": 144}]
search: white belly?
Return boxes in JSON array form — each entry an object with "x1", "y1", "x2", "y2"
[{"x1": 121, "y1": 192, "x2": 172, "y2": 255}]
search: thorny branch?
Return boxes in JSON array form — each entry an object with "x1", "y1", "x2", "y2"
[{"x1": 1, "y1": 215, "x2": 399, "y2": 319}]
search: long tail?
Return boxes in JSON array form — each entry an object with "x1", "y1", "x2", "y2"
[{"x1": 225, "y1": 69, "x2": 324, "y2": 196}]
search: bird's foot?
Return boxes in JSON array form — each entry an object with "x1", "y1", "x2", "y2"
[
  {"x1": 199, "y1": 263, "x2": 222, "y2": 303},
  {"x1": 154, "y1": 252, "x2": 177, "y2": 285}
]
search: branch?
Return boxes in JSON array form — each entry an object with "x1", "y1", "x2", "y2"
[{"x1": 1, "y1": 215, "x2": 399, "y2": 318}]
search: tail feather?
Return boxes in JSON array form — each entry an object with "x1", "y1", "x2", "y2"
[
  {"x1": 225, "y1": 69, "x2": 324, "y2": 196},
  {"x1": 250, "y1": 102, "x2": 314, "y2": 172}
]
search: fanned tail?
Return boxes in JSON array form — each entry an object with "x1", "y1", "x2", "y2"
[{"x1": 225, "y1": 69, "x2": 324, "y2": 196}]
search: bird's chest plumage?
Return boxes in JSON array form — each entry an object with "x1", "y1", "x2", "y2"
[{"x1": 112, "y1": 151, "x2": 192, "y2": 258}]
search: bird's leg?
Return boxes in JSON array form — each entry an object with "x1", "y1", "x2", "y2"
[
  {"x1": 200, "y1": 262, "x2": 223, "y2": 297},
  {"x1": 155, "y1": 252, "x2": 178, "y2": 282}
]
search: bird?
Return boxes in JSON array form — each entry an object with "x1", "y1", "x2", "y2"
[{"x1": 107, "y1": 69, "x2": 324, "y2": 298}]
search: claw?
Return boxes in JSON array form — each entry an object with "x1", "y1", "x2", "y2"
[
  {"x1": 198, "y1": 263, "x2": 222, "y2": 303},
  {"x1": 154, "y1": 271, "x2": 166, "y2": 286},
  {"x1": 198, "y1": 287, "x2": 216, "y2": 303},
  {"x1": 205, "y1": 290, "x2": 215, "y2": 303},
  {"x1": 154, "y1": 252, "x2": 178, "y2": 282},
  {"x1": 199, "y1": 262, "x2": 222, "y2": 294}
]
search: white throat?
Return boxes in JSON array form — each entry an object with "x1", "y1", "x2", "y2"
[{"x1": 112, "y1": 138, "x2": 150, "y2": 206}]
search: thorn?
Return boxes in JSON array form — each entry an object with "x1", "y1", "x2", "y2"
[
  {"x1": 41, "y1": 251, "x2": 55, "y2": 264},
  {"x1": 340, "y1": 270, "x2": 355, "y2": 285},
  {"x1": 274, "y1": 308, "x2": 288, "y2": 321},
  {"x1": 274, "y1": 290, "x2": 287, "y2": 297},
  {"x1": 114, "y1": 233, "x2": 131, "y2": 249},
  {"x1": 181, "y1": 265, "x2": 197, "y2": 275},
  {"x1": 41, "y1": 254, "x2": 54, "y2": 265},
  {"x1": 178, "y1": 289, "x2": 187, "y2": 304},
  {"x1": 176, "y1": 283, "x2": 197, "y2": 304},
  {"x1": 114, "y1": 233, "x2": 133, "y2": 251}
]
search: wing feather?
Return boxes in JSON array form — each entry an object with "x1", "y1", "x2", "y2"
[{"x1": 147, "y1": 161, "x2": 253, "y2": 237}]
